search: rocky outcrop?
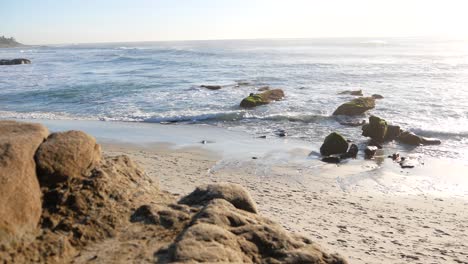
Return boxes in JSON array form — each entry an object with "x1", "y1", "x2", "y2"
[
  {"x1": 385, "y1": 125, "x2": 402, "y2": 141},
  {"x1": 200, "y1": 85, "x2": 222, "y2": 90},
  {"x1": 364, "y1": 146, "x2": 378, "y2": 159},
  {"x1": 332, "y1": 97, "x2": 375, "y2": 116},
  {"x1": 35, "y1": 131, "x2": 101, "y2": 186},
  {"x1": 397, "y1": 131, "x2": 441, "y2": 146},
  {"x1": 362, "y1": 116, "x2": 388, "y2": 143},
  {"x1": 338, "y1": 89, "x2": 363, "y2": 96},
  {"x1": 0, "y1": 59, "x2": 31, "y2": 65},
  {"x1": 1, "y1": 121, "x2": 346, "y2": 264},
  {"x1": 165, "y1": 198, "x2": 346, "y2": 264},
  {"x1": 320, "y1": 132, "x2": 349, "y2": 156},
  {"x1": 0, "y1": 121, "x2": 48, "y2": 246},
  {"x1": 240, "y1": 89, "x2": 285, "y2": 108},
  {"x1": 371, "y1": 94, "x2": 384, "y2": 99},
  {"x1": 180, "y1": 183, "x2": 258, "y2": 213}
]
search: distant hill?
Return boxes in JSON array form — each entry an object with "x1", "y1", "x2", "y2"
[{"x1": 0, "y1": 36, "x2": 23, "y2": 48}]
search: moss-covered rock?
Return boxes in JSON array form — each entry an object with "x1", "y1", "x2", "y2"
[
  {"x1": 320, "y1": 132, "x2": 349, "y2": 156},
  {"x1": 240, "y1": 89, "x2": 285, "y2": 108},
  {"x1": 362, "y1": 116, "x2": 388, "y2": 142},
  {"x1": 332, "y1": 97, "x2": 375, "y2": 116}
]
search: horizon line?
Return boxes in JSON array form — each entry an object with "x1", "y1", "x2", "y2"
[{"x1": 21, "y1": 35, "x2": 468, "y2": 46}]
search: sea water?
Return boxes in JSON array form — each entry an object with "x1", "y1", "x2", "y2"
[{"x1": 1, "y1": 38, "x2": 467, "y2": 162}]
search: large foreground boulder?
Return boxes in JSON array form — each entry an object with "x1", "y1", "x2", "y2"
[
  {"x1": 35, "y1": 131, "x2": 101, "y2": 186},
  {"x1": 0, "y1": 59, "x2": 31, "y2": 65},
  {"x1": 332, "y1": 97, "x2": 375, "y2": 116},
  {"x1": 167, "y1": 198, "x2": 346, "y2": 264},
  {"x1": 320, "y1": 132, "x2": 349, "y2": 156},
  {"x1": 240, "y1": 89, "x2": 285, "y2": 108},
  {"x1": 0, "y1": 121, "x2": 48, "y2": 246}
]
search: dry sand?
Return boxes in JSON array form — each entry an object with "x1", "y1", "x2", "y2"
[{"x1": 103, "y1": 142, "x2": 468, "y2": 264}]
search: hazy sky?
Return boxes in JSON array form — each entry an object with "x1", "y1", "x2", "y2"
[{"x1": 2, "y1": 0, "x2": 468, "y2": 44}]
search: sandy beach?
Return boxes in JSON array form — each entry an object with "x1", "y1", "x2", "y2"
[
  {"x1": 102, "y1": 140, "x2": 468, "y2": 264},
  {"x1": 38, "y1": 118, "x2": 466, "y2": 264}
]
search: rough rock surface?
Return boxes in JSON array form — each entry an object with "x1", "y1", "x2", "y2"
[
  {"x1": 364, "y1": 146, "x2": 378, "y2": 159},
  {"x1": 1, "y1": 123, "x2": 346, "y2": 264},
  {"x1": 362, "y1": 116, "x2": 388, "y2": 142},
  {"x1": 384, "y1": 125, "x2": 402, "y2": 141},
  {"x1": 397, "y1": 131, "x2": 441, "y2": 146},
  {"x1": 320, "y1": 132, "x2": 349, "y2": 156},
  {"x1": 166, "y1": 199, "x2": 346, "y2": 264},
  {"x1": 179, "y1": 183, "x2": 258, "y2": 213},
  {"x1": 240, "y1": 89, "x2": 285, "y2": 108},
  {"x1": 0, "y1": 121, "x2": 49, "y2": 246},
  {"x1": 0, "y1": 58, "x2": 31, "y2": 65},
  {"x1": 332, "y1": 97, "x2": 376, "y2": 116},
  {"x1": 35, "y1": 131, "x2": 101, "y2": 186}
]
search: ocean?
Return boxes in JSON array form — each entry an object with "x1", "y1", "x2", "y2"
[{"x1": 1, "y1": 38, "x2": 467, "y2": 162}]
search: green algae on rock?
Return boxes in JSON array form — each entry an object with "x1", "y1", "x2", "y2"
[
  {"x1": 320, "y1": 132, "x2": 349, "y2": 156},
  {"x1": 332, "y1": 97, "x2": 376, "y2": 116},
  {"x1": 362, "y1": 116, "x2": 388, "y2": 143},
  {"x1": 240, "y1": 89, "x2": 285, "y2": 108}
]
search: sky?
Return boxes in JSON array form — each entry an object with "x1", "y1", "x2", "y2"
[{"x1": 1, "y1": 0, "x2": 468, "y2": 44}]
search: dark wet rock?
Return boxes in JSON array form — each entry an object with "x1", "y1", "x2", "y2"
[
  {"x1": 240, "y1": 89, "x2": 285, "y2": 108},
  {"x1": 347, "y1": 144, "x2": 359, "y2": 158},
  {"x1": 257, "y1": 86, "x2": 270, "y2": 91},
  {"x1": 200, "y1": 140, "x2": 215, "y2": 144},
  {"x1": 258, "y1": 135, "x2": 267, "y2": 139},
  {"x1": 364, "y1": 146, "x2": 378, "y2": 159},
  {"x1": 0, "y1": 58, "x2": 31, "y2": 65},
  {"x1": 372, "y1": 94, "x2": 384, "y2": 99},
  {"x1": 397, "y1": 131, "x2": 441, "y2": 146},
  {"x1": 276, "y1": 129, "x2": 287, "y2": 137},
  {"x1": 332, "y1": 97, "x2": 376, "y2": 116},
  {"x1": 368, "y1": 139, "x2": 383, "y2": 149},
  {"x1": 339, "y1": 119, "x2": 366, "y2": 127},
  {"x1": 179, "y1": 183, "x2": 258, "y2": 214},
  {"x1": 385, "y1": 125, "x2": 402, "y2": 141},
  {"x1": 200, "y1": 85, "x2": 222, "y2": 90},
  {"x1": 362, "y1": 116, "x2": 388, "y2": 142},
  {"x1": 388, "y1": 153, "x2": 401, "y2": 161},
  {"x1": 320, "y1": 132, "x2": 349, "y2": 156},
  {"x1": 399, "y1": 157, "x2": 418, "y2": 168},
  {"x1": 421, "y1": 137, "x2": 442, "y2": 145},
  {"x1": 397, "y1": 131, "x2": 423, "y2": 145},
  {"x1": 322, "y1": 156, "x2": 341, "y2": 164},
  {"x1": 339, "y1": 144, "x2": 358, "y2": 159},
  {"x1": 338, "y1": 89, "x2": 363, "y2": 96}
]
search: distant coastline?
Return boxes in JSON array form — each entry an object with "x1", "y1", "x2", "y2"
[{"x1": 0, "y1": 36, "x2": 23, "y2": 48}]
